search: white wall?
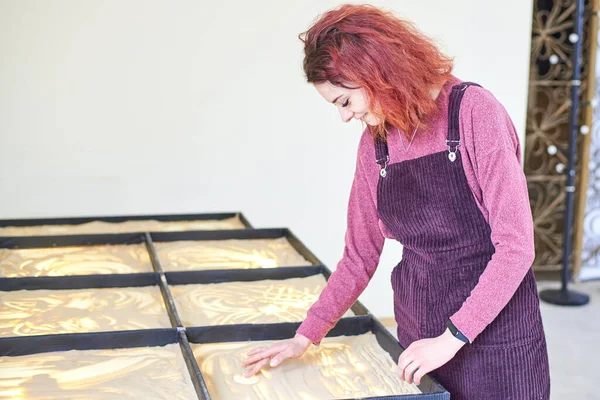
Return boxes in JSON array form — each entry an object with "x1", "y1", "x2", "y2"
[{"x1": 0, "y1": 0, "x2": 533, "y2": 317}]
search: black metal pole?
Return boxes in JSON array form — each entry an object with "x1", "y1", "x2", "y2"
[{"x1": 540, "y1": 0, "x2": 589, "y2": 306}]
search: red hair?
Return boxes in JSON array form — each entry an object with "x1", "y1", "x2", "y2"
[{"x1": 300, "y1": 4, "x2": 453, "y2": 140}]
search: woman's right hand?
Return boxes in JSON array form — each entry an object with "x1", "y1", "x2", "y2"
[{"x1": 241, "y1": 334, "x2": 312, "y2": 378}]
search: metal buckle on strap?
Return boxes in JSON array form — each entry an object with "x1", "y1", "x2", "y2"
[
  {"x1": 446, "y1": 139, "x2": 460, "y2": 162},
  {"x1": 377, "y1": 155, "x2": 389, "y2": 177},
  {"x1": 375, "y1": 155, "x2": 389, "y2": 165}
]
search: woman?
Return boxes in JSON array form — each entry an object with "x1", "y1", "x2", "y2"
[{"x1": 243, "y1": 4, "x2": 550, "y2": 399}]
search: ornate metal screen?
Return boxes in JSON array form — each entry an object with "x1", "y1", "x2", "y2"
[
  {"x1": 579, "y1": 27, "x2": 600, "y2": 277},
  {"x1": 526, "y1": 0, "x2": 597, "y2": 280}
]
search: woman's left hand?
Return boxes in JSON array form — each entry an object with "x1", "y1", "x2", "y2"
[{"x1": 397, "y1": 328, "x2": 466, "y2": 385}]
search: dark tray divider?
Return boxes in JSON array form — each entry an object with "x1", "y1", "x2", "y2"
[
  {"x1": 0, "y1": 212, "x2": 252, "y2": 229},
  {"x1": 186, "y1": 316, "x2": 448, "y2": 399},
  {"x1": 165, "y1": 266, "x2": 324, "y2": 285},
  {"x1": 185, "y1": 316, "x2": 370, "y2": 344},
  {"x1": 145, "y1": 233, "x2": 183, "y2": 327},
  {"x1": 151, "y1": 228, "x2": 288, "y2": 242},
  {"x1": 0, "y1": 272, "x2": 160, "y2": 291},
  {"x1": 0, "y1": 232, "x2": 146, "y2": 249},
  {"x1": 164, "y1": 266, "x2": 368, "y2": 317},
  {"x1": 0, "y1": 328, "x2": 178, "y2": 357},
  {"x1": 145, "y1": 232, "x2": 164, "y2": 274},
  {"x1": 178, "y1": 330, "x2": 210, "y2": 400},
  {"x1": 158, "y1": 274, "x2": 184, "y2": 328}
]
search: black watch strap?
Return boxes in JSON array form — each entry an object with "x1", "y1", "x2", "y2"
[{"x1": 446, "y1": 319, "x2": 470, "y2": 344}]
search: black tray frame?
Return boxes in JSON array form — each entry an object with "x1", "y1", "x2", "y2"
[{"x1": 0, "y1": 226, "x2": 450, "y2": 399}]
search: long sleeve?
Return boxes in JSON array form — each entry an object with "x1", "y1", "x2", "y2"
[
  {"x1": 450, "y1": 92, "x2": 536, "y2": 342},
  {"x1": 296, "y1": 136, "x2": 385, "y2": 345}
]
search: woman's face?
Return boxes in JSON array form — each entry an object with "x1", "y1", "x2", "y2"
[{"x1": 314, "y1": 82, "x2": 381, "y2": 126}]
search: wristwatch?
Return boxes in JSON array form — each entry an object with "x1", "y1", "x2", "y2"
[{"x1": 446, "y1": 319, "x2": 470, "y2": 344}]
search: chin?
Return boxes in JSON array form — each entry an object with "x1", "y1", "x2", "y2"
[{"x1": 364, "y1": 118, "x2": 380, "y2": 126}]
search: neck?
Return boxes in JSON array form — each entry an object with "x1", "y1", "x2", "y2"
[{"x1": 430, "y1": 84, "x2": 444, "y2": 101}]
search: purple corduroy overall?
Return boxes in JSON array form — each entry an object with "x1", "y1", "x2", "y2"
[{"x1": 375, "y1": 83, "x2": 550, "y2": 399}]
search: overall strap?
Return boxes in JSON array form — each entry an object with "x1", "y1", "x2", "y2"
[
  {"x1": 374, "y1": 136, "x2": 390, "y2": 177},
  {"x1": 375, "y1": 137, "x2": 389, "y2": 166},
  {"x1": 447, "y1": 82, "x2": 481, "y2": 160}
]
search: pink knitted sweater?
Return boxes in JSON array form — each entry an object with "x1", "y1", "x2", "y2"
[{"x1": 297, "y1": 76, "x2": 536, "y2": 344}]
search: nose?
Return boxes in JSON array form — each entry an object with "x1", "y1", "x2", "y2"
[{"x1": 338, "y1": 107, "x2": 354, "y2": 123}]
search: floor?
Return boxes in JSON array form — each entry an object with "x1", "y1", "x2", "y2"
[{"x1": 385, "y1": 280, "x2": 600, "y2": 399}]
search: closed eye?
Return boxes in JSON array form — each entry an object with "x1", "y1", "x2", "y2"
[{"x1": 341, "y1": 99, "x2": 349, "y2": 107}]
